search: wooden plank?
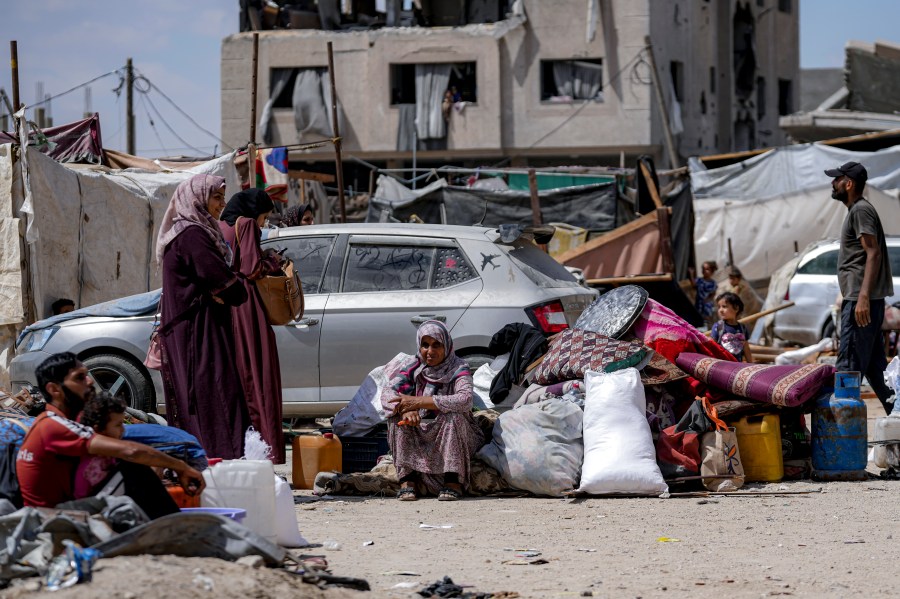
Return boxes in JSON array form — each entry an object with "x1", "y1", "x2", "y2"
[
  {"x1": 639, "y1": 161, "x2": 663, "y2": 209},
  {"x1": 587, "y1": 273, "x2": 673, "y2": 285},
  {"x1": 288, "y1": 169, "x2": 336, "y2": 183},
  {"x1": 656, "y1": 207, "x2": 675, "y2": 274},
  {"x1": 527, "y1": 168, "x2": 542, "y2": 225},
  {"x1": 556, "y1": 210, "x2": 659, "y2": 263}
]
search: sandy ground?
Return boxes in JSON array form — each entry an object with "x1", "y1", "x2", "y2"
[{"x1": 4, "y1": 395, "x2": 898, "y2": 598}]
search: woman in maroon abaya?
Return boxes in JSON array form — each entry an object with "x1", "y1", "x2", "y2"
[
  {"x1": 218, "y1": 189, "x2": 286, "y2": 463},
  {"x1": 155, "y1": 174, "x2": 250, "y2": 460}
]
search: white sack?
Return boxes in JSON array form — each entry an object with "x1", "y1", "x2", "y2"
[
  {"x1": 472, "y1": 353, "x2": 509, "y2": 410},
  {"x1": 578, "y1": 368, "x2": 668, "y2": 496},
  {"x1": 477, "y1": 398, "x2": 583, "y2": 497},
  {"x1": 332, "y1": 352, "x2": 412, "y2": 437},
  {"x1": 274, "y1": 475, "x2": 309, "y2": 547}
]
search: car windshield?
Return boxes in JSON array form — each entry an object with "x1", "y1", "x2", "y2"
[{"x1": 504, "y1": 241, "x2": 581, "y2": 288}]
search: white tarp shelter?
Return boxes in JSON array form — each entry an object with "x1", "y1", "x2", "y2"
[
  {"x1": 689, "y1": 142, "x2": 900, "y2": 281},
  {"x1": 0, "y1": 144, "x2": 240, "y2": 387}
]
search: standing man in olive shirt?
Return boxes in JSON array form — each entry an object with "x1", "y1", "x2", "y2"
[{"x1": 825, "y1": 161, "x2": 895, "y2": 413}]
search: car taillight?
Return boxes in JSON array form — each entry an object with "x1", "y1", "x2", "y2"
[
  {"x1": 784, "y1": 289, "x2": 790, "y2": 301},
  {"x1": 528, "y1": 300, "x2": 569, "y2": 334}
]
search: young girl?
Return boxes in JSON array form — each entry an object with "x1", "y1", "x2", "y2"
[
  {"x1": 712, "y1": 292, "x2": 754, "y2": 363},
  {"x1": 74, "y1": 393, "x2": 127, "y2": 499},
  {"x1": 694, "y1": 260, "x2": 719, "y2": 326}
]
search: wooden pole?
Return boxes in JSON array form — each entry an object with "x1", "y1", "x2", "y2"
[
  {"x1": 126, "y1": 58, "x2": 135, "y2": 155},
  {"x1": 643, "y1": 35, "x2": 680, "y2": 169},
  {"x1": 9, "y1": 41, "x2": 20, "y2": 111},
  {"x1": 327, "y1": 41, "x2": 347, "y2": 223},
  {"x1": 527, "y1": 168, "x2": 542, "y2": 225},
  {"x1": 250, "y1": 33, "x2": 259, "y2": 146},
  {"x1": 639, "y1": 161, "x2": 663, "y2": 209},
  {"x1": 727, "y1": 238, "x2": 734, "y2": 268},
  {"x1": 704, "y1": 302, "x2": 796, "y2": 337},
  {"x1": 656, "y1": 207, "x2": 675, "y2": 275}
]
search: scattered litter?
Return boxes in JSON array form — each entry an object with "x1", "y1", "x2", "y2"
[
  {"x1": 192, "y1": 575, "x2": 215, "y2": 592},
  {"x1": 382, "y1": 571, "x2": 421, "y2": 576},
  {"x1": 391, "y1": 581, "x2": 419, "y2": 589},
  {"x1": 843, "y1": 539, "x2": 865, "y2": 544},
  {"x1": 323, "y1": 539, "x2": 342, "y2": 550},
  {"x1": 236, "y1": 555, "x2": 264, "y2": 569},
  {"x1": 419, "y1": 523, "x2": 454, "y2": 529},
  {"x1": 514, "y1": 551, "x2": 542, "y2": 558},
  {"x1": 577, "y1": 548, "x2": 597, "y2": 553},
  {"x1": 503, "y1": 547, "x2": 539, "y2": 552},
  {"x1": 418, "y1": 576, "x2": 495, "y2": 598},
  {"x1": 502, "y1": 558, "x2": 549, "y2": 566},
  {"x1": 656, "y1": 537, "x2": 681, "y2": 543},
  {"x1": 697, "y1": 499, "x2": 719, "y2": 505},
  {"x1": 362, "y1": 540, "x2": 375, "y2": 546}
]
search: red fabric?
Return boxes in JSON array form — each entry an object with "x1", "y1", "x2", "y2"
[
  {"x1": 16, "y1": 405, "x2": 95, "y2": 507},
  {"x1": 632, "y1": 299, "x2": 736, "y2": 364},
  {"x1": 656, "y1": 429, "x2": 701, "y2": 478},
  {"x1": 219, "y1": 218, "x2": 285, "y2": 463}
]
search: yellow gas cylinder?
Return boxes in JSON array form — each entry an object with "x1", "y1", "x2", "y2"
[
  {"x1": 730, "y1": 414, "x2": 783, "y2": 482},
  {"x1": 292, "y1": 432, "x2": 342, "y2": 489}
]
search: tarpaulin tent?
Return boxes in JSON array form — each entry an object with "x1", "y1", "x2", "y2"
[
  {"x1": 0, "y1": 144, "x2": 240, "y2": 388},
  {"x1": 689, "y1": 142, "x2": 900, "y2": 281},
  {"x1": 367, "y1": 175, "x2": 626, "y2": 232}
]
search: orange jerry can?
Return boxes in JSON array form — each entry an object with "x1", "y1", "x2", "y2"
[{"x1": 292, "y1": 432, "x2": 342, "y2": 489}]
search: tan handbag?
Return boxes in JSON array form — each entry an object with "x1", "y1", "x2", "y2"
[
  {"x1": 700, "y1": 426, "x2": 745, "y2": 492},
  {"x1": 236, "y1": 217, "x2": 304, "y2": 326}
]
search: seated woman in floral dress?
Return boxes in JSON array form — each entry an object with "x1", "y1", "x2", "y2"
[{"x1": 382, "y1": 320, "x2": 483, "y2": 501}]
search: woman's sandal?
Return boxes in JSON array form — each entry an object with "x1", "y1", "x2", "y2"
[
  {"x1": 438, "y1": 487, "x2": 462, "y2": 501},
  {"x1": 397, "y1": 486, "x2": 418, "y2": 501}
]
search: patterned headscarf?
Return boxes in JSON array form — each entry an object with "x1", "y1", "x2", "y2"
[
  {"x1": 412, "y1": 320, "x2": 470, "y2": 386},
  {"x1": 155, "y1": 174, "x2": 230, "y2": 265},
  {"x1": 281, "y1": 202, "x2": 313, "y2": 228}
]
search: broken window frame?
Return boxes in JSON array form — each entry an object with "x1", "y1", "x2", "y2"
[{"x1": 778, "y1": 78, "x2": 793, "y2": 116}]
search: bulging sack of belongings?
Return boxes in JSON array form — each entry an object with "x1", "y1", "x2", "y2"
[
  {"x1": 578, "y1": 369, "x2": 668, "y2": 496},
  {"x1": 477, "y1": 398, "x2": 583, "y2": 497}
]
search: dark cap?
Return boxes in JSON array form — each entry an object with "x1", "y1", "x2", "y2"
[{"x1": 824, "y1": 161, "x2": 868, "y2": 185}]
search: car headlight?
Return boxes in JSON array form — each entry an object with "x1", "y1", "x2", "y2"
[{"x1": 18, "y1": 327, "x2": 59, "y2": 353}]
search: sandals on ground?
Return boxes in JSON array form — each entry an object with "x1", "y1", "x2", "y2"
[
  {"x1": 397, "y1": 486, "x2": 418, "y2": 501},
  {"x1": 438, "y1": 487, "x2": 462, "y2": 501}
]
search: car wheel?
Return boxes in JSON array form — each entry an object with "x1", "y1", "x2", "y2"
[
  {"x1": 461, "y1": 353, "x2": 495, "y2": 371},
  {"x1": 82, "y1": 354, "x2": 155, "y2": 413}
]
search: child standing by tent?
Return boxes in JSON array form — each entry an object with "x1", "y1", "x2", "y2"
[
  {"x1": 712, "y1": 292, "x2": 754, "y2": 363},
  {"x1": 693, "y1": 260, "x2": 719, "y2": 327}
]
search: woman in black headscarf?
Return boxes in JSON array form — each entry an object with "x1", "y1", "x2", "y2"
[
  {"x1": 218, "y1": 189, "x2": 287, "y2": 463},
  {"x1": 281, "y1": 202, "x2": 315, "y2": 227}
]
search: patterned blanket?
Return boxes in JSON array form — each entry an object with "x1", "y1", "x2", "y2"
[
  {"x1": 675, "y1": 353, "x2": 835, "y2": 407},
  {"x1": 533, "y1": 328, "x2": 648, "y2": 385}
]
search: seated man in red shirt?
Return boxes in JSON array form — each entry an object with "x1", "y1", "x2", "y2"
[{"x1": 17, "y1": 352, "x2": 204, "y2": 517}]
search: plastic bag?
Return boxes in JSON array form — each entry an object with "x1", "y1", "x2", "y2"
[
  {"x1": 477, "y1": 398, "x2": 583, "y2": 497},
  {"x1": 333, "y1": 352, "x2": 412, "y2": 437},
  {"x1": 886, "y1": 356, "x2": 900, "y2": 392}
]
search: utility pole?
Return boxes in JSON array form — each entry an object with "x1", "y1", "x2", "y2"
[
  {"x1": 10, "y1": 41, "x2": 20, "y2": 111},
  {"x1": 126, "y1": 57, "x2": 135, "y2": 155}
]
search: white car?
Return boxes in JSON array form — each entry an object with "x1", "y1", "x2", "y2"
[{"x1": 773, "y1": 237, "x2": 900, "y2": 346}]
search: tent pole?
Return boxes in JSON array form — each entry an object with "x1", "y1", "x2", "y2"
[
  {"x1": 327, "y1": 41, "x2": 347, "y2": 223},
  {"x1": 9, "y1": 41, "x2": 20, "y2": 112},
  {"x1": 643, "y1": 36, "x2": 680, "y2": 169},
  {"x1": 250, "y1": 33, "x2": 259, "y2": 146}
]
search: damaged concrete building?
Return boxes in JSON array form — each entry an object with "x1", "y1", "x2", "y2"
[
  {"x1": 781, "y1": 39, "x2": 900, "y2": 142},
  {"x1": 221, "y1": 0, "x2": 799, "y2": 171}
]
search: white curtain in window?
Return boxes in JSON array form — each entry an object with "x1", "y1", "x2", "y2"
[
  {"x1": 415, "y1": 64, "x2": 452, "y2": 139},
  {"x1": 552, "y1": 60, "x2": 603, "y2": 100},
  {"x1": 292, "y1": 68, "x2": 343, "y2": 140}
]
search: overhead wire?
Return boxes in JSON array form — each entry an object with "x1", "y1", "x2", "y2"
[
  {"x1": 134, "y1": 68, "x2": 231, "y2": 150},
  {"x1": 138, "y1": 93, "x2": 168, "y2": 156},
  {"x1": 29, "y1": 69, "x2": 122, "y2": 108},
  {"x1": 141, "y1": 90, "x2": 206, "y2": 155}
]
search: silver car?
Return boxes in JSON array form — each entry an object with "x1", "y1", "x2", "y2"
[
  {"x1": 773, "y1": 236, "x2": 900, "y2": 346},
  {"x1": 11, "y1": 223, "x2": 595, "y2": 416}
]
